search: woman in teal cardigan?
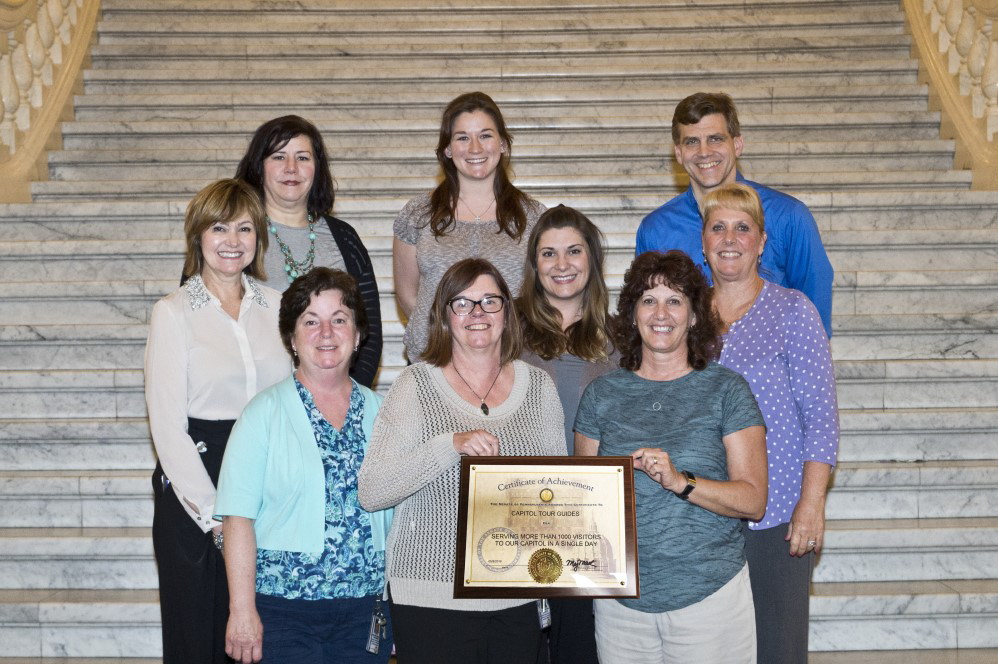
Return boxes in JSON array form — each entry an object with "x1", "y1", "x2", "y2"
[{"x1": 216, "y1": 268, "x2": 392, "y2": 664}]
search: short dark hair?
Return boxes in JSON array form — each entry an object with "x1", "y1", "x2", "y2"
[
  {"x1": 611, "y1": 251, "x2": 721, "y2": 372},
  {"x1": 235, "y1": 115, "x2": 336, "y2": 217},
  {"x1": 422, "y1": 258, "x2": 522, "y2": 367},
  {"x1": 183, "y1": 178, "x2": 268, "y2": 279},
  {"x1": 671, "y1": 92, "x2": 741, "y2": 144},
  {"x1": 279, "y1": 267, "x2": 368, "y2": 368}
]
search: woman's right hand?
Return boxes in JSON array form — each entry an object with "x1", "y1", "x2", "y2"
[
  {"x1": 453, "y1": 430, "x2": 500, "y2": 456},
  {"x1": 226, "y1": 607, "x2": 263, "y2": 663}
]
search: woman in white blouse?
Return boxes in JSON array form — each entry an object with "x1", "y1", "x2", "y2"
[{"x1": 144, "y1": 178, "x2": 291, "y2": 664}]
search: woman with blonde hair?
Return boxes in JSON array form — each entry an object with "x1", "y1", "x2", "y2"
[{"x1": 702, "y1": 182, "x2": 839, "y2": 664}]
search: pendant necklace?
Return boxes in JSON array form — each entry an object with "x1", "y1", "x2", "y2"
[
  {"x1": 453, "y1": 364, "x2": 502, "y2": 415},
  {"x1": 267, "y1": 213, "x2": 316, "y2": 283},
  {"x1": 459, "y1": 196, "x2": 495, "y2": 223}
]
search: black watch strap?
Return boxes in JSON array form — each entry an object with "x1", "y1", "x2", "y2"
[{"x1": 677, "y1": 470, "x2": 697, "y2": 500}]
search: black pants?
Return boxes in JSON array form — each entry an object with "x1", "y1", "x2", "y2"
[
  {"x1": 743, "y1": 522, "x2": 815, "y2": 664},
  {"x1": 391, "y1": 601, "x2": 545, "y2": 664},
  {"x1": 152, "y1": 418, "x2": 234, "y2": 664},
  {"x1": 547, "y1": 598, "x2": 598, "y2": 664}
]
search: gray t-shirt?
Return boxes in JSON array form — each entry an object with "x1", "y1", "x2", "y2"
[
  {"x1": 575, "y1": 364, "x2": 764, "y2": 612},
  {"x1": 394, "y1": 192, "x2": 544, "y2": 361},
  {"x1": 261, "y1": 218, "x2": 346, "y2": 291},
  {"x1": 520, "y1": 348, "x2": 618, "y2": 454}
]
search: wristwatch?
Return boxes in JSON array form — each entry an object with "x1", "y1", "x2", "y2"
[{"x1": 677, "y1": 470, "x2": 697, "y2": 501}]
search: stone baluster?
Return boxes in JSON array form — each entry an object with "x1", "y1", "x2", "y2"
[
  {"x1": 0, "y1": 0, "x2": 83, "y2": 156},
  {"x1": 945, "y1": 0, "x2": 965, "y2": 71}
]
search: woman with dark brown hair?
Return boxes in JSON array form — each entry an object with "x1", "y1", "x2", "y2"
[
  {"x1": 359, "y1": 258, "x2": 564, "y2": 664},
  {"x1": 216, "y1": 267, "x2": 393, "y2": 663},
  {"x1": 392, "y1": 91, "x2": 545, "y2": 361},
  {"x1": 575, "y1": 250, "x2": 767, "y2": 664},
  {"x1": 235, "y1": 114, "x2": 382, "y2": 387},
  {"x1": 517, "y1": 204, "x2": 615, "y2": 663}
]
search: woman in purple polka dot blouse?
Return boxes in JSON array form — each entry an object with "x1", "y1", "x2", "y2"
[{"x1": 701, "y1": 183, "x2": 840, "y2": 664}]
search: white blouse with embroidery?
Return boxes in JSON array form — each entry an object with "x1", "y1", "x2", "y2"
[{"x1": 144, "y1": 274, "x2": 291, "y2": 532}]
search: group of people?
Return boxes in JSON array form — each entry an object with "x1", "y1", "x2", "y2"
[{"x1": 144, "y1": 90, "x2": 839, "y2": 664}]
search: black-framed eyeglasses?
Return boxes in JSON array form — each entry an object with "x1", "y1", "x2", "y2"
[{"x1": 447, "y1": 295, "x2": 505, "y2": 316}]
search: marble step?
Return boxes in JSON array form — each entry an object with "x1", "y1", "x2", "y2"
[
  {"x1": 4, "y1": 356, "x2": 997, "y2": 419},
  {"x1": 29, "y1": 169, "x2": 972, "y2": 202},
  {"x1": 1, "y1": 585, "x2": 994, "y2": 659},
  {"x1": 0, "y1": 516, "x2": 992, "y2": 591},
  {"x1": 55, "y1": 112, "x2": 940, "y2": 150},
  {"x1": 3, "y1": 267, "x2": 994, "y2": 328},
  {"x1": 0, "y1": 528, "x2": 156, "y2": 590},
  {"x1": 6, "y1": 228, "x2": 994, "y2": 285},
  {"x1": 2, "y1": 458, "x2": 996, "y2": 529},
  {"x1": 0, "y1": 472, "x2": 152, "y2": 529},
  {"x1": 85, "y1": 39, "x2": 914, "y2": 70},
  {"x1": 0, "y1": 418, "x2": 155, "y2": 472},
  {"x1": 839, "y1": 408, "x2": 998, "y2": 463},
  {"x1": 831, "y1": 313, "x2": 998, "y2": 361},
  {"x1": 94, "y1": 10, "x2": 907, "y2": 43},
  {"x1": 0, "y1": 589, "x2": 160, "y2": 659},
  {"x1": 827, "y1": 461, "x2": 998, "y2": 521},
  {"x1": 6, "y1": 191, "x2": 998, "y2": 240},
  {"x1": 70, "y1": 83, "x2": 934, "y2": 119},
  {"x1": 79, "y1": 68, "x2": 917, "y2": 96},
  {"x1": 809, "y1": 580, "x2": 998, "y2": 651},
  {"x1": 1, "y1": 404, "x2": 994, "y2": 474},
  {"x1": 46, "y1": 141, "x2": 956, "y2": 181},
  {"x1": 815, "y1": 517, "x2": 998, "y2": 584}
]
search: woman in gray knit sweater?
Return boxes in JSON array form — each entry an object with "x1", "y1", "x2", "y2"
[{"x1": 359, "y1": 258, "x2": 565, "y2": 664}]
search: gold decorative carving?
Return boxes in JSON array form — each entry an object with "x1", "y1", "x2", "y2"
[
  {"x1": 0, "y1": 0, "x2": 99, "y2": 202},
  {"x1": 905, "y1": 0, "x2": 998, "y2": 188}
]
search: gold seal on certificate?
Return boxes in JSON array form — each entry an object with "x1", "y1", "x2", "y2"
[{"x1": 454, "y1": 457, "x2": 638, "y2": 599}]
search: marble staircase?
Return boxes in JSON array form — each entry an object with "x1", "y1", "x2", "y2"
[{"x1": 1, "y1": 0, "x2": 997, "y2": 659}]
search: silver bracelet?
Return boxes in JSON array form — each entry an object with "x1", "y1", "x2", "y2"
[{"x1": 212, "y1": 530, "x2": 224, "y2": 552}]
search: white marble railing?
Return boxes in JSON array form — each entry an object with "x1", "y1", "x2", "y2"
[
  {"x1": 905, "y1": 0, "x2": 998, "y2": 188},
  {"x1": 0, "y1": 0, "x2": 96, "y2": 202},
  {"x1": 925, "y1": 0, "x2": 998, "y2": 136}
]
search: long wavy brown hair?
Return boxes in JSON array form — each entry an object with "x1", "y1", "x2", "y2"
[
  {"x1": 427, "y1": 92, "x2": 533, "y2": 239},
  {"x1": 611, "y1": 251, "x2": 722, "y2": 372},
  {"x1": 517, "y1": 205, "x2": 612, "y2": 361}
]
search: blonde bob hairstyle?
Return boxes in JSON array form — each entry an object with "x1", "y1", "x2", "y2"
[
  {"x1": 182, "y1": 178, "x2": 269, "y2": 280},
  {"x1": 422, "y1": 258, "x2": 522, "y2": 367},
  {"x1": 700, "y1": 182, "x2": 765, "y2": 235},
  {"x1": 517, "y1": 204, "x2": 612, "y2": 362}
]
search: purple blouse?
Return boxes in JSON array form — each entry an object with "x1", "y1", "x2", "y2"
[{"x1": 719, "y1": 280, "x2": 839, "y2": 530}]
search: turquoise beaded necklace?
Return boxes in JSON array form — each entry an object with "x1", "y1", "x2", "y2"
[{"x1": 267, "y1": 213, "x2": 316, "y2": 283}]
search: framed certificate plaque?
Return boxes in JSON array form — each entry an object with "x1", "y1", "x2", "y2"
[{"x1": 454, "y1": 456, "x2": 638, "y2": 599}]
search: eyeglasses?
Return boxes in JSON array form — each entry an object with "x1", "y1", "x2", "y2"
[{"x1": 447, "y1": 295, "x2": 505, "y2": 316}]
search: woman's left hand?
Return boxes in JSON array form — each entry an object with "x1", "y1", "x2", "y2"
[
  {"x1": 786, "y1": 493, "x2": 826, "y2": 557},
  {"x1": 632, "y1": 448, "x2": 684, "y2": 493}
]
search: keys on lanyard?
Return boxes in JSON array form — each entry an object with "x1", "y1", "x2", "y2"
[{"x1": 366, "y1": 599, "x2": 388, "y2": 654}]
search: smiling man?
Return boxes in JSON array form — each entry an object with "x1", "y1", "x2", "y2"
[{"x1": 635, "y1": 92, "x2": 833, "y2": 336}]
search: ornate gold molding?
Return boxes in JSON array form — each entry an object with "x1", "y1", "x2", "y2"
[
  {"x1": 904, "y1": 0, "x2": 998, "y2": 189},
  {"x1": 0, "y1": 1, "x2": 35, "y2": 32},
  {"x1": 0, "y1": 0, "x2": 99, "y2": 203}
]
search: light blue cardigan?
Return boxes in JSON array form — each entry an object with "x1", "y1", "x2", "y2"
[{"x1": 215, "y1": 375, "x2": 392, "y2": 554}]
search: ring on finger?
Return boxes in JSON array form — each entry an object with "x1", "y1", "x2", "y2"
[{"x1": 807, "y1": 539, "x2": 817, "y2": 548}]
